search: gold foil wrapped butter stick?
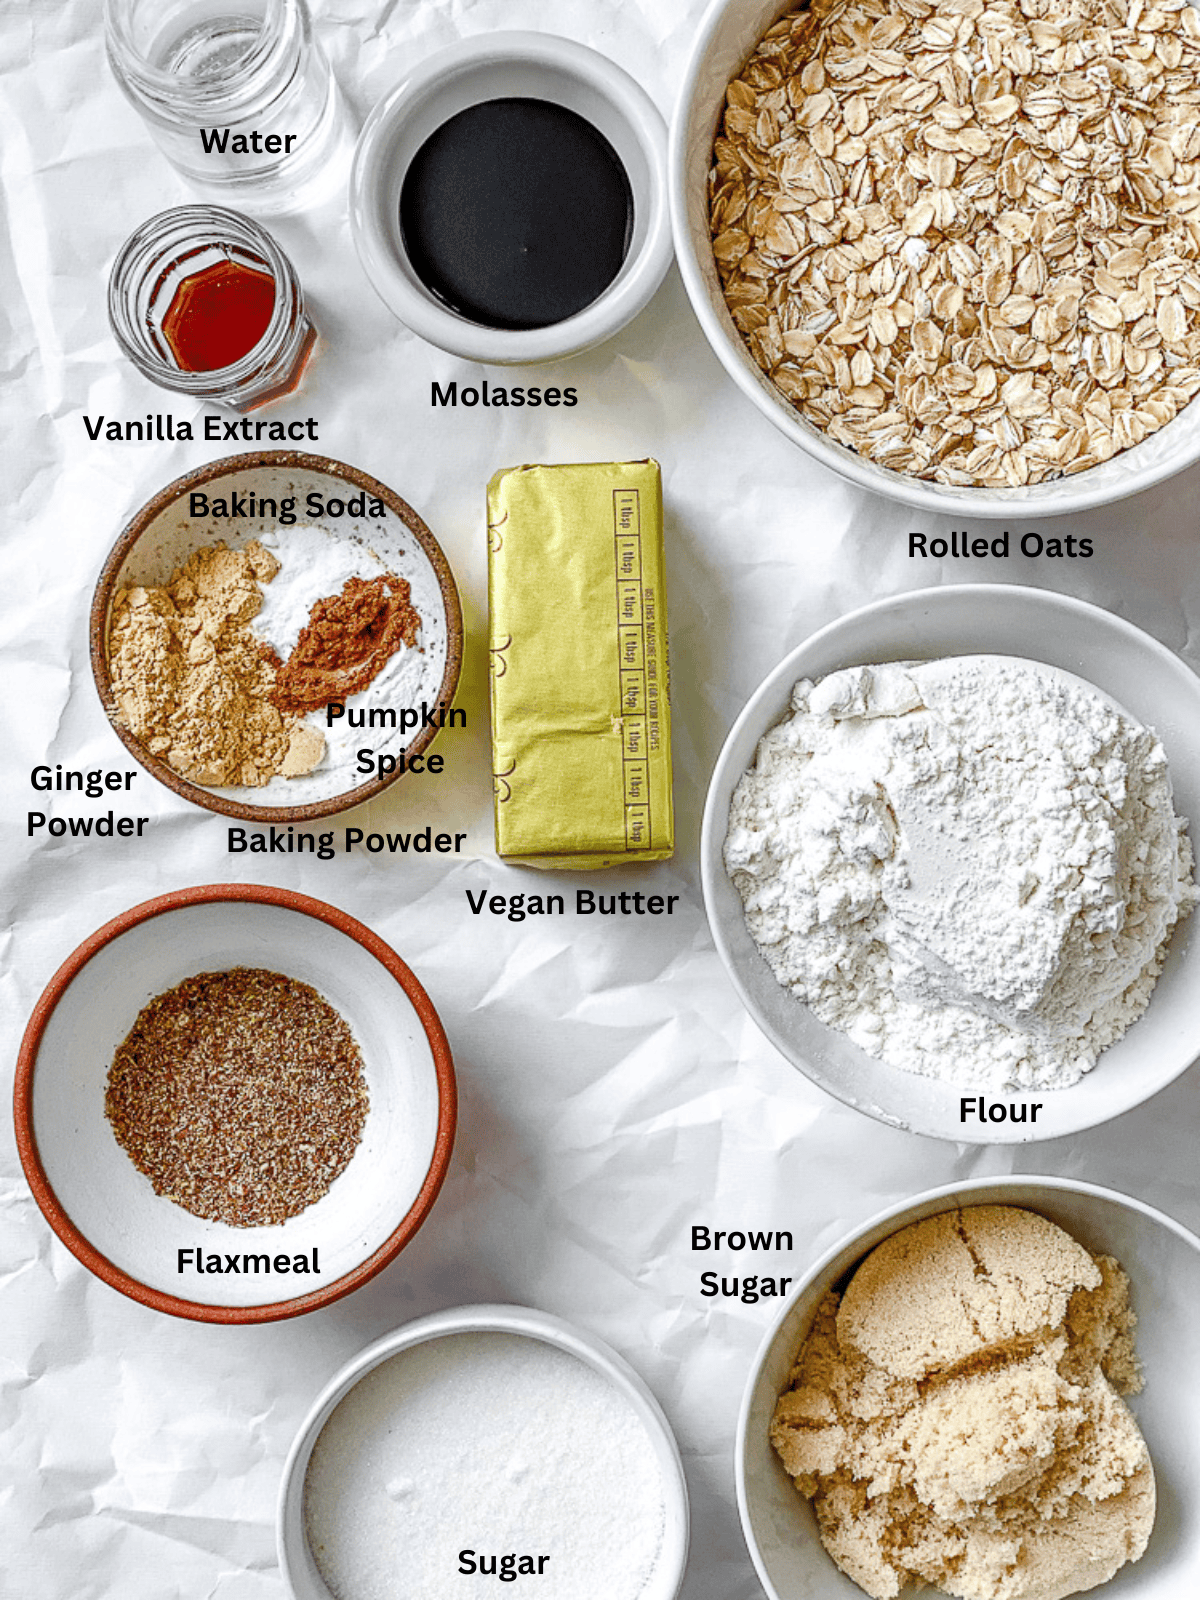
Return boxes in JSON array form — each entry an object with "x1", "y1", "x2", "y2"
[{"x1": 488, "y1": 460, "x2": 674, "y2": 869}]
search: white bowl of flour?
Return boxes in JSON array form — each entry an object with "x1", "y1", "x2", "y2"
[{"x1": 702, "y1": 585, "x2": 1200, "y2": 1143}]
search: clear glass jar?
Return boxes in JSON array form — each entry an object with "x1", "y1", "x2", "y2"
[
  {"x1": 108, "y1": 205, "x2": 316, "y2": 410},
  {"x1": 104, "y1": 0, "x2": 352, "y2": 212}
]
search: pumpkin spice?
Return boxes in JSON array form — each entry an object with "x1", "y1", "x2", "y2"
[{"x1": 269, "y1": 573, "x2": 421, "y2": 715}]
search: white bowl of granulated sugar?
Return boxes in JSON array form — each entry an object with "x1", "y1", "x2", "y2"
[
  {"x1": 278, "y1": 1303, "x2": 690, "y2": 1600},
  {"x1": 702, "y1": 584, "x2": 1200, "y2": 1143}
]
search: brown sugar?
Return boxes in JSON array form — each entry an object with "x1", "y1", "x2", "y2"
[
  {"x1": 107, "y1": 540, "x2": 325, "y2": 788},
  {"x1": 771, "y1": 1206, "x2": 1154, "y2": 1600}
]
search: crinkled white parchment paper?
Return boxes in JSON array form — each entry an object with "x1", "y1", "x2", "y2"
[{"x1": 6, "y1": 2, "x2": 1200, "y2": 1597}]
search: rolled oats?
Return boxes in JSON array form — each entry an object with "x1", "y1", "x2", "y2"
[{"x1": 708, "y1": 0, "x2": 1200, "y2": 486}]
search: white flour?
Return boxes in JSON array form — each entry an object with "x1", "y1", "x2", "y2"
[
  {"x1": 303, "y1": 1331, "x2": 667, "y2": 1600},
  {"x1": 725, "y1": 656, "x2": 1195, "y2": 1089}
]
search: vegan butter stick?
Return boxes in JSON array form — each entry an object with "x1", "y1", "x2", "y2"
[{"x1": 487, "y1": 460, "x2": 673, "y2": 869}]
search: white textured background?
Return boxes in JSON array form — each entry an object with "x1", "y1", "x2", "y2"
[{"x1": 5, "y1": 2, "x2": 1200, "y2": 1596}]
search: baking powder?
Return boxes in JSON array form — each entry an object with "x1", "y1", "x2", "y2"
[
  {"x1": 725, "y1": 656, "x2": 1195, "y2": 1089},
  {"x1": 303, "y1": 1331, "x2": 667, "y2": 1600}
]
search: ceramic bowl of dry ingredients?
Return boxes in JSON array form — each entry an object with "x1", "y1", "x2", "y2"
[
  {"x1": 13, "y1": 884, "x2": 456, "y2": 1323},
  {"x1": 90, "y1": 450, "x2": 463, "y2": 822},
  {"x1": 278, "y1": 1303, "x2": 690, "y2": 1600},
  {"x1": 701, "y1": 584, "x2": 1200, "y2": 1142},
  {"x1": 739, "y1": 1175, "x2": 1200, "y2": 1600},
  {"x1": 672, "y1": 0, "x2": 1200, "y2": 515},
  {"x1": 351, "y1": 32, "x2": 673, "y2": 365}
]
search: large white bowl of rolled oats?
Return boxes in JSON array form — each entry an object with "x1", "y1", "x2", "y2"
[{"x1": 671, "y1": 0, "x2": 1200, "y2": 512}]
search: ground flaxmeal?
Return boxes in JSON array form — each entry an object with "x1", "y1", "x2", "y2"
[
  {"x1": 105, "y1": 967, "x2": 369, "y2": 1227},
  {"x1": 107, "y1": 540, "x2": 325, "y2": 787}
]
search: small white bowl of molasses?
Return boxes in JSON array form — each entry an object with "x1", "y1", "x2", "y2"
[{"x1": 350, "y1": 32, "x2": 673, "y2": 364}]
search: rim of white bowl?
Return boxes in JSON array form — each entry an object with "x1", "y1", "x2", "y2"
[
  {"x1": 735, "y1": 1175, "x2": 1200, "y2": 1600},
  {"x1": 701, "y1": 584, "x2": 1200, "y2": 1141},
  {"x1": 670, "y1": 0, "x2": 1200, "y2": 516},
  {"x1": 351, "y1": 32, "x2": 674, "y2": 365},
  {"x1": 277, "y1": 1302, "x2": 691, "y2": 1600}
]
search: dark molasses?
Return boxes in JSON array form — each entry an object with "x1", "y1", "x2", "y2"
[{"x1": 400, "y1": 97, "x2": 633, "y2": 331}]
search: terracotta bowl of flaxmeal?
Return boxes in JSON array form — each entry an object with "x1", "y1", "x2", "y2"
[
  {"x1": 13, "y1": 884, "x2": 457, "y2": 1324},
  {"x1": 90, "y1": 450, "x2": 464, "y2": 822}
]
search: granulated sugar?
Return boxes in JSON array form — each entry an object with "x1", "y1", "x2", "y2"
[
  {"x1": 303, "y1": 1331, "x2": 667, "y2": 1600},
  {"x1": 725, "y1": 655, "x2": 1195, "y2": 1088}
]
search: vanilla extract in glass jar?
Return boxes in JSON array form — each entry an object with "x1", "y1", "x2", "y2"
[
  {"x1": 108, "y1": 205, "x2": 315, "y2": 410},
  {"x1": 104, "y1": 0, "x2": 352, "y2": 212}
]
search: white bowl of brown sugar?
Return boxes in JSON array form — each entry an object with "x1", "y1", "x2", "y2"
[
  {"x1": 14, "y1": 884, "x2": 457, "y2": 1324},
  {"x1": 739, "y1": 1176, "x2": 1200, "y2": 1600},
  {"x1": 672, "y1": 0, "x2": 1200, "y2": 514},
  {"x1": 90, "y1": 451, "x2": 464, "y2": 822}
]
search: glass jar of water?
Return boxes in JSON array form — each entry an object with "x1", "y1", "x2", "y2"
[{"x1": 104, "y1": 0, "x2": 352, "y2": 212}]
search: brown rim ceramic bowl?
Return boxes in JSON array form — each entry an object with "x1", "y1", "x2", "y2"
[
  {"x1": 91, "y1": 451, "x2": 464, "y2": 822},
  {"x1": 14, "y1": 884, "x2": 457, "y2": 1324}
]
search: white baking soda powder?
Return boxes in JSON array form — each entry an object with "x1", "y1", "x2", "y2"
[{"x1": 303, "y1": 1331, "x2": 668, "y2": 1600}]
